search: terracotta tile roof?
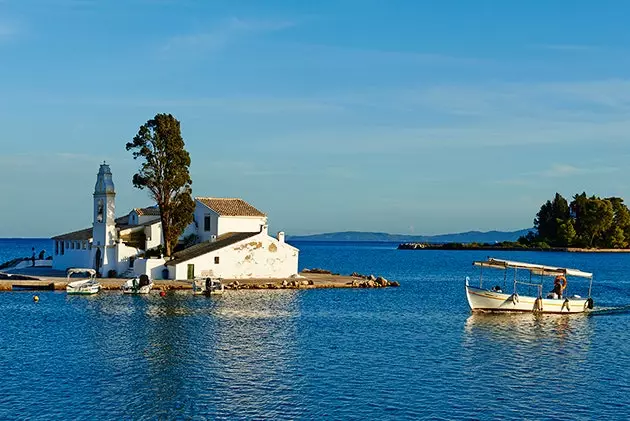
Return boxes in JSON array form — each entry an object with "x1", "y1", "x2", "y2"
[
  {"x1": 166, "y1": 232, "x2": 259, "y2": 266},
  {"x1": 134, "y1": 207, "x2": 160, "y2": 216},
  {"x1": 196, "y1": 197, "x2": 265, "y2": 217},
  {"x1": 52, "y1": 227, "x2": 93, "y2": 241}
]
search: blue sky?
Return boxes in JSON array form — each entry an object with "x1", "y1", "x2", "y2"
[{"x1": 1, "y1": 0, "x2": 630, "y2": 237}]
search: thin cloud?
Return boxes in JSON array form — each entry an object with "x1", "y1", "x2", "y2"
[
  {"x1": 536, "y1": 163, "x2": 619, "y2": 178},
  {"x1": 0, "y1": 21, "x2": 19, "y2": 40},
  {"x1": 532, "y1": 44, "x2": 598, "y2": 52},
  {"x1": 162, "y1": 17, "x2": 296, "y2": 54}
]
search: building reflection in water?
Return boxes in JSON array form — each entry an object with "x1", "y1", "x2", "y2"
[{"x1": 135, "y1": 290, "x2": 305, "y2": 418}]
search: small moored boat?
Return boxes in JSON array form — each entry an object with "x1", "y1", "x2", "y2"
[
  {"x1": 66, "y1": 268, "x2": 101, "y2": 295},
  {"x1": 121, "y1": 274, "x2": 153, "y2": 294},
  {"x1": 192, "y1": 277, "x2": 224, "y2": 296},
  {"x1": 465, "y1": 258, "x2": 594, "y2": 314}
]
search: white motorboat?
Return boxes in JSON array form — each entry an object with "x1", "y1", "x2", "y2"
[
  {"x1": 465, "y1": 258, "x2": 594, "y2": 314},
  {"x1": 121, "y1": 274, "x2": 153, "y2": 294},
  {"x1": 66, "y1": 268, "x2": 101, "y2": 295},
  {"x1": 192, "y1": 277, "x2": 225, "y2": 296}
]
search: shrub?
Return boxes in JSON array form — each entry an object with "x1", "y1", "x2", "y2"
[
  {"x1": 145, "y1": 245, "x2": 164, "y2": 258},
  {"x1": 107, "y1": 269, "x2": 118, "y2": 278}
]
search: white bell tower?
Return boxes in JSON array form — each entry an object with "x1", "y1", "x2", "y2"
[{"x1": 92, "y1": 162, "x2": 117, "y2": 275}]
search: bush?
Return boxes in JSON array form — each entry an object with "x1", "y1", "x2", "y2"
[
  {"x1": 107, "y1": 269, "x2": 118, "y2": 278},
  {"x1": 145, "y1": 245, "x2": 164, "y2": 258}
]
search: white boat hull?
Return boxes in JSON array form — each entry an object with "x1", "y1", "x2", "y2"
[
  {"x1": 121, "y1": 278, "x2": 153, "y2": 294},
  {"x1": 466, "y1": 284, "x2": 590, "y2": 314},
  {"x1": 192, "y1": 278, "x2": 224, "y2": 296},
  {"x1": 66, "y1": 280, "x2": 101, "y2": 295}
]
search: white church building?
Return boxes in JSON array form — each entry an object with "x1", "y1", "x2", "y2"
[{"x1": 52, "y1": 163, "x2": 299, "y2": 280}]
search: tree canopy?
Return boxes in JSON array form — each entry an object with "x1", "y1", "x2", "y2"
[
  {"x1": 522, "y1": 192, "x2": 630, "y2": 249},
  {"x1": 126, "y1": 113, "x2": 195, "y2": 256}
]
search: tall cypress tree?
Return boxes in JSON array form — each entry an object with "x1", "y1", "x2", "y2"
[{"x1": 126, "y1": 113, "x2": 195, "y2": 257}]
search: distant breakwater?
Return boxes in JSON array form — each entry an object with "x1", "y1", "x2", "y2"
[{"x1": 397, "y1": 243, "x2": 630, "y2": 253}]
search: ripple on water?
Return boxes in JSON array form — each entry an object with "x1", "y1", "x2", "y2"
[{"x1": 1, "y1": 246, "x2": 630, "y2": 419}]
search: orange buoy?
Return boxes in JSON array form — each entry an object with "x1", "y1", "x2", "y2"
[{"x1": 160, "y1": 290, "x2": 166, "y2": 297}]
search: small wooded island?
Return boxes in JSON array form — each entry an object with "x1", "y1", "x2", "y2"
[{"x1": 400, "y1": 192, "x2": 630, "y2": 252}]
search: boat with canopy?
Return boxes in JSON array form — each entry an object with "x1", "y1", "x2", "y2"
[
  {"x1": 66, "y1": 268, "x2": 101, "y2": 295},
  {"x1": 465, "y1": 257, "x2": 594, "y2": 314}
]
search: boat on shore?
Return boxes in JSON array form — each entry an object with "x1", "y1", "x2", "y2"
[
  {"x1": 465, "y1": 258, "x2": 594, "y2": 314},
  {"x1": 121, "y1": 274, "x2": 153, "y2": 294},
  {"x1": 192, "y1": 277, "x2": 225, "y2": 296},
  {"x1": 66, "y1": 268, "x2": 101, "y2": 295}
]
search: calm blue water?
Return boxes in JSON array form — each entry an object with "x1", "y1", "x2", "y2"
[
  {"x1": 1, "y1": 240, "x2": 629, "y2": 420},
  {"x1": 0, "y1": 238, "x2": 52, "y2": 264}
]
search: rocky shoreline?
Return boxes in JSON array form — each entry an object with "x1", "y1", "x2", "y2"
[{"x1": 0, "y1": 269, "x2": 400, "y2": 292}]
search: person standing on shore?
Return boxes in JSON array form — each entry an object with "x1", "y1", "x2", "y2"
[{"x1": 31, "y1": 247, "x2": 36, "y2": 267}]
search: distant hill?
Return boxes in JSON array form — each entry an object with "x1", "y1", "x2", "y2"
[{"x1": 287, "y1": 229, "x2": 535, "y2": 244}]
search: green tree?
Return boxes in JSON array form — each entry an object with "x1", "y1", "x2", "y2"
[
  {"x1": 602, "y1": 197, "x2": 630, "y2": 248},
  {"x1": 126, "y1": 113, "x2": 195, "y2": 257},
  {"x1": 572, "y1": 195, "x2": 613, "y2": 247},
  {"x1": 534, "y1": 193, "x2": 570, "y2": 246},
  {"x1": 556, "y1": 219, "x2": 576, "y2": 246}
]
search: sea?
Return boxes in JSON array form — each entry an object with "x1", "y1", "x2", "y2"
[{"x1": 0, "y1": 238, "x2": 629, "y2": 420}]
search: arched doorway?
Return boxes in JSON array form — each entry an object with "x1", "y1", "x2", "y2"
[{"x1": 95, "y1": 248, "x2": 102, "y2": 277}]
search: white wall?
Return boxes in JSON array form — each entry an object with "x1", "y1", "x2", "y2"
[
  {"x1": 195, "y1": 203, "x2": 219, "y2": 242},
  {"x1": 217, "y1": 216, "x2": 266, "y2": 237},
  {"x1": 144, "y1": 222, "x2": 163, "y2": 250},
  {"x1": 100, "y1": 246, "x2": 117, "y2": 276},
  {"x1": 171, "y1": 232, "x2": 299, "y2": 280},
  {"x1": 115, "y1": 242, "x2": 141, "y2": 275},
  {"x1": 52, "y1": 240, "x2": 91, "y2": 271},
  {"x1": 133, "y1": 258, "x2": 168, "y2": 279}
]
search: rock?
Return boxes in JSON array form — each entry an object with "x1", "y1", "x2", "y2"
[
  {"x1": 308, "y1": 280, "x2": 314, "y2": 285},
  {"x1": 302, "y1": 268, "x2": 311, "y2": 273},
  {"x1": 390, "y1": 281, "x2": 400, "y2": 287},
  {"x1": 352, "y1": 280, "x2": 360, "y2": 287},
  {"x1": 368, "y1": 274, "x2": 376, "y2": 281},
  {"x1": 282, "y1": 280, "x2": 288, "y2": 287},
  {"x1": 367, "y1": 280, "x2": 376, "y2": 288},
  {"x1": 307, "y1": 268, "x2": 332, "y2": 274},
  {"x1": 301, "y1": 280, "x2": 309, "y2": 286}
]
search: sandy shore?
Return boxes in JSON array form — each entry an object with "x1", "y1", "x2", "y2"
[{"x1": 0, "y1": 268, "x2": 399, "y2": 292}]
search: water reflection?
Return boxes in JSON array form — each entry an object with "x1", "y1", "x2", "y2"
[
  {"x1": 464, "y1": 312, "x2": 594, "y2": 344},
  {"x1": 90, "y1": 290, "x2": 307, "y2": 419}
]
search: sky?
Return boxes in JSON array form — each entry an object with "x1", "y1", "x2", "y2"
[{"x1": 1, "y1": 0, "x2": 630, "y2": 237}]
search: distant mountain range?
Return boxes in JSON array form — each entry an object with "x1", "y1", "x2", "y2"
[{"x1": 287, "y1": 228, "x2": 535, "y2": 243}]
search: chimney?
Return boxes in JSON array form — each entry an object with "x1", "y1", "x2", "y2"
[{"x1": 277, "y1": 231, "x2": 285, "y2": 243}]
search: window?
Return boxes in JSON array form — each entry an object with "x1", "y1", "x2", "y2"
[
  {"x1": 82, "y1": 241, "x2": 87, "y2": 250},
  {"x1": 204, "y1": 215, "x2": 211, "y2": 231},
  {"x1": 71, "y1": 241, "x2": 74, "y2": 250},
  {"x1": 61, "y1": 241, "x2": 65, "y2": 255},
  {"x1": 214, "y1": 256, "x2": 220, "y2": 264},
  {"x1": 55, "y1": 241, "x2": 59, "y2": 255}
]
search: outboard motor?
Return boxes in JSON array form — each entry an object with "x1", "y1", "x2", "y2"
[{"x1": 139, "y1": 274, "x2": 149, "y2": 287}]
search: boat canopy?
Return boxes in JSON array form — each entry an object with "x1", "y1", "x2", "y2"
[
  {"x1": 66, "y1": 268, "x2": 97, "y2": 277},
  {"x1": 473, "y1": 258, "x2": 593, "y2": 279}
]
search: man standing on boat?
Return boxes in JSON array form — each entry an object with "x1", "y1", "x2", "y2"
[{"x1": 551, "y1": 275, "x2": 567, "y2": 299}]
